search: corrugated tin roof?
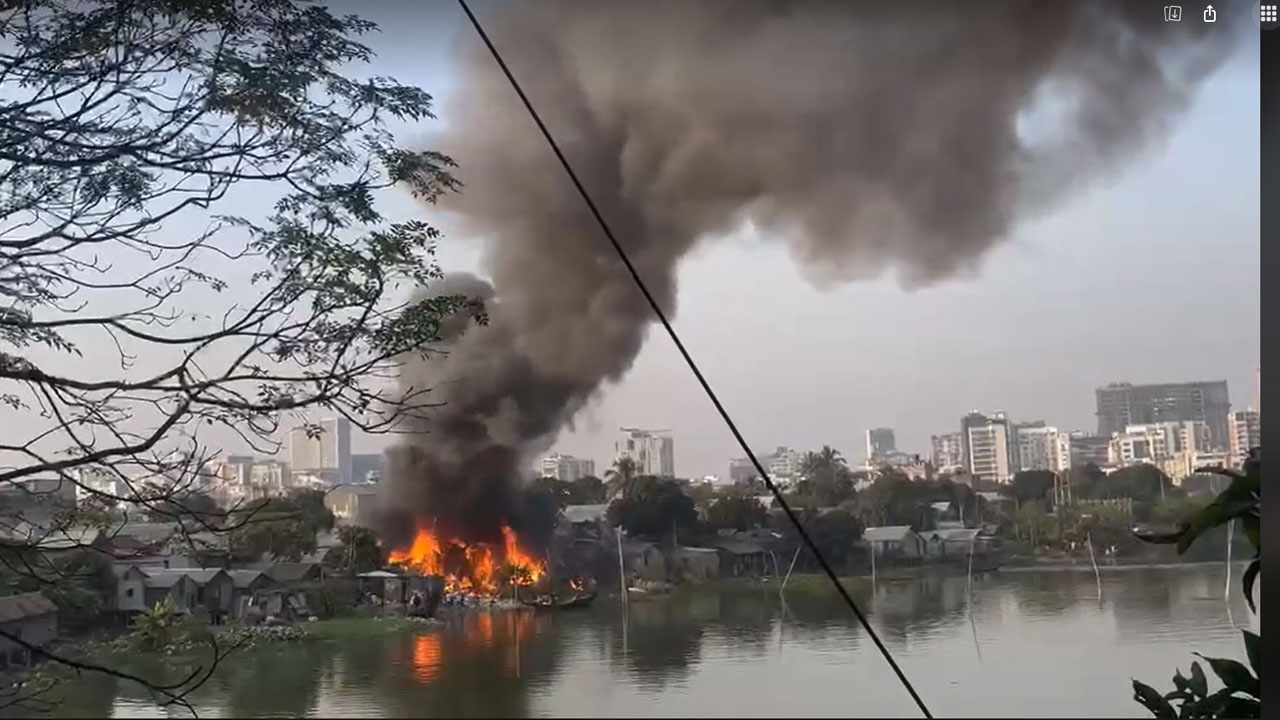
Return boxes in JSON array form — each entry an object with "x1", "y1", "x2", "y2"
[
  {"x1": 713, "y1": 539, "x2": 767, "y2": 556},
  {"x1": 561, "y1": 504, "x2": 609, "y2": 523},
  {"x1": 266, "y1": 562, "x2": 322, "y2": 583},
  {"x1": 923, "y1": 528, "x2": 981, "y2": 542},
  {"x1": 0, "y1": 592, "x2": 57, "y2": 623},
  {"x1": 227, "y1": 570, "x2": 271, "y2": 588},
  {"x1": 165, "y1": 568, "x2": 228, "y2": 585},
  {"x1": 140, "y1": 570, "x2": 193, "y2": 588},
  {"x1": 863, "y1": 526, "x2": 917, "y2": 542}
]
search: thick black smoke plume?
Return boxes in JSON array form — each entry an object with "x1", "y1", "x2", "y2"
[{"x1": 379, "y1": 0, "x2": 1246, "y2": 547}]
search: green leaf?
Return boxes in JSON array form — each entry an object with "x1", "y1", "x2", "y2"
[
  {"x1": 1219, "y1": 695, "x2": 1261, "y2": 719},
  {"x1": 1241, "y1": 514, "x2": 1259, "y2": 552},
  {"x1": 1188, "y1": 661, "x2": 1208, "y2": 698},
  {"x1": 1242, "y1": 630, "x2": 1260, "y2": 677},
  {"x1": 1194, "y1": 654, "x2": 1260, "y2": 698},
  {"x1": 1171, "y1": 668, "x2": 1191, "y2": 695},
  {"x1": 1133, "y1": 680, "x2": 1177, "y2": 718},
  {"x1": 1242, "y1": 558, "x2": 1259, "y2": 614}
]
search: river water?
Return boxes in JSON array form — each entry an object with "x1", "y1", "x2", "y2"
[{"x1": 45, "y1": 564, "x2": 1254, "y2": 718}]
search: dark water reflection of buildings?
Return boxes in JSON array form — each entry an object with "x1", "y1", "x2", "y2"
[{"x1": 22, "y1": 565, "x2": 1250, "y2": 718}]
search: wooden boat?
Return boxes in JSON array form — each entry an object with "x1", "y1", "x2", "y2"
[{"x1": 522, "y1": 591, "x2": 597, "y2": 611}]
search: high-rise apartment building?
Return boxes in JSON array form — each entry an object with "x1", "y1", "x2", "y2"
[
  {"x1": 865, "y1": 428, "x2": 897, "y2": 463},
  {"x1": 539, "y1": 453, "x2": 597, "y2": 482},
  {"x1": 961, "y1": 412, "x2": 1014, "y2": 484},
  {"x1": 1015, "y1": 425, "x2": 1072, "y2": 472},
  {"x1": 1068, "y1": 432, "x2": 1111, "y2": 467},
  {"x1": 1095, "y1": 381, "x2": 1231, "y2": 450},
  {"x1": 1228, "y1": 410, "x2": 1261, "y2": 468},
  {"x1": 289, "y1": 417, "x2": 352, "y2": 484},
  {"x1": 729, "y1": 446, "x2": 803, "y2": 484},
  {"x1": 1107, "y1": 421, "x2": 1211, "y2": 466},
  {"x1": 930, "y1": 432, "x2": 964, "y2": 471},
  {"x1": 615, "y1": 428, "x2": 675, "y2": 477}
]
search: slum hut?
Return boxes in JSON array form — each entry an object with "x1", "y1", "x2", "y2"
[
  {"x1": 172, "y1": 569, "x2": 235, "y2": 621},
  {"x1": 357, "y1": 570, "x2": 406, "y2": 607},
  {"x1": 265, "y1": 562, "x2": 324, "y2": 587},
  {"x1": 0, "y1": 593, "x2": 58, "y2": 669},
  {"x1": 621, "y1": 541, "x2": 666, "y2": 583},
  {"x1": 228, "y1": 570, "x2": 278, "y2": 618},
  {"x1": 140, "y1": 569, "x2": 199, "y2": 612},
  {"x1": 712, "y1": 538, "x2": 770, "y2": 578},
  {"x1": 247, "y1": 587, "x2": 311, "y2": 622},
  {"x1": 862, "y1": 526, "x2": 925, "y2": 564},
  {"x1": 674, "y1": 546, "x2": 720, "y2": 582},
  {"x1": 558, "y1": 504, "x2": 610, "y2": 542},
  {"x1": 113, "y1": 565, "x2": 149, "y2": 614}
]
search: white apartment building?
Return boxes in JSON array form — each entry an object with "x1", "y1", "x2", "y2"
[
  {"x1": 930, "y1": 432, "x2": 964, "y2": 472},
  {"x1": 615, "y1": 427, "x2": 675, "y2": 477},
  {"x1": 1108, "y1": 421, "x2": 1211, "y2": 466},
  {"x1": 539, "y1": 453, "x2": 597, "y2": 482},
  {"x1": 1015, "y1": 426, "x2": 1072, "y2": 472},
  {"x1": 289, "y1": 417, "x2": 352, "y2": 484},
  {"x1": 1228, "y1": 410, "x2": 1261, "y2": 468},
  {"x1": 250, "y1": 460, "x2": 292, "y2": 495},
  {"x1": 728, "y1": 446, "x2": 803, "y2": 485},
  {"x1": 75, "y1": 467, "x2": 123, "y2": 506},
  {"x1": 1160, "y1": 450, "x2": 1231, "y2": 483},
  {"x1": 961, "y1": 412, "x2": 1015, "y2": 484}
]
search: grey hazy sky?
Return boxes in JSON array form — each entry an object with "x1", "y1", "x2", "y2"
[{"x1": 355, "y1": 2, "x2": 1260, "y2": 478}]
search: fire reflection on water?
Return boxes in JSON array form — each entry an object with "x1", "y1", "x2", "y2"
[
  {"x1": 411, "y1": 633, "x2": 443, "y2": 683},
  {"x1": 409, "y1": 610, "x2": 543, "y2": 686}
]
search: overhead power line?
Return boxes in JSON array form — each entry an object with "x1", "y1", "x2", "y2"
[{"x1": 453, "y1": 1, "x2": 933, "y2": 717}]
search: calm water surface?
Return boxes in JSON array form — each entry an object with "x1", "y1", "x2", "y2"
[{"x1": 49, "y1": 564, "x2": 1255, "y2": 718}]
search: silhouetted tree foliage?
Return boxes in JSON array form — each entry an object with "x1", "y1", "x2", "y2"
[
  {"x1": 705, "y1": 495, "x2": 768, "y2": 532},
  {"x1": 607, "y1": 476, "x2": 698, "y2": 541},
  {"x1": 143, "y1": 492, "x2": 222, "y2": 524},
  {"x1": 570, "y1": 475, "x2": 607, "y2": 504},
  {"x1": 323, "y1": 525, "x2": 386, "y2": 574},
  {"x1": 229, "y1": 490, "x2": 335, "y2": 562},
  {"x1": 1006, "y1": 470, "x2": 1057, "y2": 506},
  {"x1": 795, "y1": 445, "x2": 855, "y2": 506},
  {"x1": 855, "y1": 473, "x2": 974, "y2": 531}
]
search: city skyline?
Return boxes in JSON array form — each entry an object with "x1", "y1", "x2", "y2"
[{"x1": 536, "y1": 375, "x2": 1253, "y2": 482}]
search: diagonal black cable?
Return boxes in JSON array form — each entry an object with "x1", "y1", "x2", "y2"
[{"x1": 454, "y1": 1, "x2": 933, "y2": 717}]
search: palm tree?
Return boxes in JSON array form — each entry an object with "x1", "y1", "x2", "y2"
[
  {"x1": 605, "y1": 456, "x2": 638, "y2": 500},
  {"x1": 798, "y1": 445, "x2": 854, "y2": 506}
]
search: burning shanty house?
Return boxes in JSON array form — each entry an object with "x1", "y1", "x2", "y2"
[{"x1": 386, "y1": 523, "x2": 549, "y2": 605}]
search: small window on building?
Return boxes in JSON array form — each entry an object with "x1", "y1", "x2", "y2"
[{"x1": 126, "y1": 588, "x2": 135, "y2": 598}]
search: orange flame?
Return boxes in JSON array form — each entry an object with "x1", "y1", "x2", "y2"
[{"x1": 388, "y1": 523, "x2": 547, "y2": 595}]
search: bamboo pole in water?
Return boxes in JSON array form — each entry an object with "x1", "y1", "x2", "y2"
[
  {"x1": 1224, "y1": 519, "x2": 1234, "y2": 601},
  {"x1": 781, "y1": 545, "x2": 801, "y2": 592},
  {"x1": 616, "y1": 528, "x2": 628, "y2": 609},
  {"x1": 1087, "y1": 531, "x2": 1102, "y2": 601},
  {"x1": 966, "y1": 533, "x2": 976, "y2": 600}
]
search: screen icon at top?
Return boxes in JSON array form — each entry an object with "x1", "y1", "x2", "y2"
[
  {"x1": 1204, "y1": 5, "x2": 1217, "y2": 21},
  {"x1": 1264, "y1": 4, "x2": 1279, "y2": 22},
  {"x1": 1164, "y1": 5, "x2": 1183, "y2": 21}
]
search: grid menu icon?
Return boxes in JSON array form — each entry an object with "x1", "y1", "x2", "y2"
[{"x1": 1263, "y1": 4, "x2": 1278, "y2": 22}]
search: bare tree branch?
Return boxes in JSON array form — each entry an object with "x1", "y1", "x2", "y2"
[{"x1": 0, "y1": 0, "x2": 486, "y2": 709}]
